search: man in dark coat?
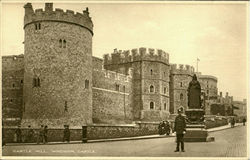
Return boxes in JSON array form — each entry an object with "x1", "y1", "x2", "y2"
[
  {"x1": 44, "y1": 125, "x2": 48, "y2": 144},
  {"x1": 37, "y1": 125, "x2": 44, "y2": 144},
  {"x1": 173, "y1": 109, "x2": 186, "y2": 152},
  {"x1": 15, "y1": 125, "x2": 22, "y2": 143},
  {"x1": 63, "y1": 125, "x2": 70, "y2": 143},
  {"x1": 27, "y1": 125, "x2": 34, "y2": 143}
]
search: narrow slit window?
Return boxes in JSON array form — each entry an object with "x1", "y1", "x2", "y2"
[
  {"x1": 180, "y1": 93, "x2": 183, "y2": 100},
  {"x1": 59, "y1": 39, "x2": 62, "y2": 48},
  {"x1": 150, "y1": 69, "x2": 153, "y2": 75},
  {"x1": 85, "y1": 80, "x2": 89, "y2": 89},
  {"x1": 164, "y1": 103, "x2": 166, "y2": 110},
  {"x1": 116, "y1": 84, "x2": 120, "y2": 92},
  {"x1": 64, "y1": 101, "x2": 68, "y2": 112},
  {"x1": 63, "y1": 40, "x2": 66, "y2": 48},
  {"x1": 37, "y1": 78, "x2": 40, "y2": 87},
  {"x1": 38, "y1": 23, "x2": 41, "y2": 30}
]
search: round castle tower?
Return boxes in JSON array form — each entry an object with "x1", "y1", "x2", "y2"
[{"x1": 22, "y1": 3, "x2": 93, "y2": 127}]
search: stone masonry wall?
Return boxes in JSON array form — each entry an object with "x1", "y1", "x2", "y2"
[
  {"x1": 92, "y1": 67, "x2": 133, "y2": 124},
  {"x1": 22, "y1": 19, "x2": 93, "y2": 127},
  {"x1": 2, "y1": 55, "x2": 24, "y2": 126}
]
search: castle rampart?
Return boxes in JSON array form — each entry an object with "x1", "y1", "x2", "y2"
[
  {"x1": 198, "y1": 74, "x2": 218, "y2": 82},
  {"x1": 170, "y1": 63, "x2": 194, "y2": 75},
  {"x1": 104, "y1": 47, "x2": 169, "y2": 65},
  {"x1": 24, "y1": 3, "x2": 93, "y2": 35}
]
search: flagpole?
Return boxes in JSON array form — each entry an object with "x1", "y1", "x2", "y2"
[{"x1": 197, "y1": 58, "x2": 198, "y2": 72}]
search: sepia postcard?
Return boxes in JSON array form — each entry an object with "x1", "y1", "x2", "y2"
[{"x1": 0, "y1": 0, "x2": 249, "y2": 159}]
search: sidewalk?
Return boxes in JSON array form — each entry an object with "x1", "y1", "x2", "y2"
[{"x1": 5, "y1": 123, "x2": 243, "y2": 146}]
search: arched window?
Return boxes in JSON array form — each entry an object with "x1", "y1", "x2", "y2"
[
  {"x1": 59, "y1": 39, "x2": 62, "y2": 48},
  {"x1": 150, "y1": 102, "x2": 154, "y2": 109},
  {"x1": 63, "y1": 40, "x2": 67, "y2": 48},
  {"x1": 85, "y1": 80, "x2": 89, "y2": 89},
  {"x1": 180, "y1": 93, "x2": 183, "y2": 100},
  {"x1": 150, "y1": 85, "x2": 154, "y2": 93},
  {"x1": 150, "y1": 69, "x2": 153, "y2": 75}
]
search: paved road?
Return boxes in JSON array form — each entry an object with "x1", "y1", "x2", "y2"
[{"x1": 2, "y1": 125, "x2": 247, "y2": 157}]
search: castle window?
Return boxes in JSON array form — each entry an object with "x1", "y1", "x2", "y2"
[
  {"x1": 164, "y1": 103, "x2": 166, "y2": 110},
  {"x1": 20, "y1": 80, "x2": 23, "y2": 84},
  {"x1": 180, "y1": 82, "x2": 183, "y2": 87},
  {"x1": 10, "y1": 99, "x2": 13, "y2": 102},
  {"x1": 37, "y1": 78, "x2": 40, "y2": 87},
  {"x1": 63, "y1": 40, "x2": 67, "y2": 48},
  {"x1": 12, "y1": 83, "x2": 15, "y2": 88},
  {"x1": 115, "y1": 84, "x2": 120, "y2": 92},
  {"x1": 85, "y1": 80, "x2": 89, "y2": 89},
  {"x1": 64, "y1": 101, "x2": 68, "y2": 112},
  {"x1": 150, "y1": 69, "x2": 153, "y2": 75},
  {"x1": 207, "y1": 84, "x2": 209, "y2": 88},
  {"x1": 180, "y1": 93, "x2": 183, "y2": 100},
  {"x1": 35, "y1": 23, "x2": 41, "y2": 30},
  {"x1": 164, "y1": 87, "x2": 166, "y2": 94},
  {"x1": 123, "y1": 86, "x2": 126, "y2": 92},
  {"x1": 150, "y1": 85, "x2": 154, "y2": 93},
  {"x1": 207, "y1": 90, "x2": 209, "y2": 95},
  {"x1": 59, "y1": 39, "x2": 62, "y2": 48},
  {"x1": 33, "y1": 77, "x2": 40, "y2": 87},
  {"x1": 150, "y1": 102, "x2": 154, "y2": 109}
]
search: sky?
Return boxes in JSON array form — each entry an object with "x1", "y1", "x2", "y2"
[{"x1": 1, "y1": 2, "x2": 248, "y2": 101}]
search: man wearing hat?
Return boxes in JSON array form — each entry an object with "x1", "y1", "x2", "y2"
[{"x1": 173, "y1": 108, "x2": 186, "y2": 152}]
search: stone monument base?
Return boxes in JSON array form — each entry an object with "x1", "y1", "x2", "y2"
[{"x1": 184, "y1": 127, "x2": 215, "y2": 142}]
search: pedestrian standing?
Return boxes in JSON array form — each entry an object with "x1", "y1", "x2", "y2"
[
  {"x1": 164, "y1": 121, "x2": 170, "y2": 135},
  {"x1": 27, "y1": 125, "x2": 34, "y2": 143},
  {"x1": 37, "y1": 125, "x2": 44, "y2": 144},
  {"x1": 231, "y1": 118, "x2": 235, "y2": 128},
  {"x1": 15, "y1": 125, "x2": 22, "y2": 143},
  {"x1": 242, "y1": 118, "x2": 246, "y2": 126},
  {"x1": 63, "y1": 125, "x2": 70, "y2": 143},
  {"x1": 173, "y1": 109, "x2": 186, "y2": 152},
  {"x1": 44, "y1": 125, "x2": 48, "y2": 143}
]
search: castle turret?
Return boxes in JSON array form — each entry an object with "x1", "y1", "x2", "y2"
[
  {"x1": 22, "y1": 3, "x2": 93, "y2": 127},
  {"x1": 103, "y1": 47, "x2": 170, "y2": 121},
  {"x1": 169, "y1": 64, "x2": 195, "y2": 114}
]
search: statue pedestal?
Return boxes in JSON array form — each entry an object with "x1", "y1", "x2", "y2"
[{"x1": 184, "y1": 109, "x2": 214, "y2": 142}]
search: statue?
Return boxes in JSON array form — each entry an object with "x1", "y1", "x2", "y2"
[{"x1": 187, "y1": 74, "x2": 201, "y2": 109}]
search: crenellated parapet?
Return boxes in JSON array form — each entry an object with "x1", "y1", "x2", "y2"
[
  {"x1": 103, "y1": 47, "x2": 169, "y2": 65},
  {"x1": 23, "y1": 3, "x2": 93, "y2": 35},
  {"x1": 94, "y1": 67, "x2": 133, "y2": 82},
  {"x1": 170, "y1": 63, "x2": 194, "y2": 76}
]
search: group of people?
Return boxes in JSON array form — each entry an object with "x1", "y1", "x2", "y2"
[
  {"x1": 158, "y1": 121, "x2": 171, "y2": 135},
  {"x1": 13, "y1": 125, "x2": 71, "y2": 144},
  {"x1": 14, "y1": 125, "x2": 48, "y2": 144}
]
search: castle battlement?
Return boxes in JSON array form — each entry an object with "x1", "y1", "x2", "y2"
[
  {"x1": 103, "y1": 47, "x2": 169, "y2": 65},
  {"x1": 170, "y1": 63, "x2": 194, "y2": 75},
  {"x1": 24, "y1": 3, "x2": 93, "y2": 35},
  {"x1": 95, "y1": 68, "x2": 133, "y2": 82}
]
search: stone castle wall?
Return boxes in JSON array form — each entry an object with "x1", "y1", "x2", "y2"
[
  {"x1": 170, "y1": 64, "x2": 194, "y2": 114},
  {"x1": 92, "y1": 58, "x2": 133, "y2": 124},
  {"x1": 2, "y1": 55, "x2": 24, "y2": 126},
  {"x1": 22, "y1": 3, "x2": 93, "y2": 127},
  {"x1": 103, "y1": 48, "x2": 171, "y2": 121}
]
